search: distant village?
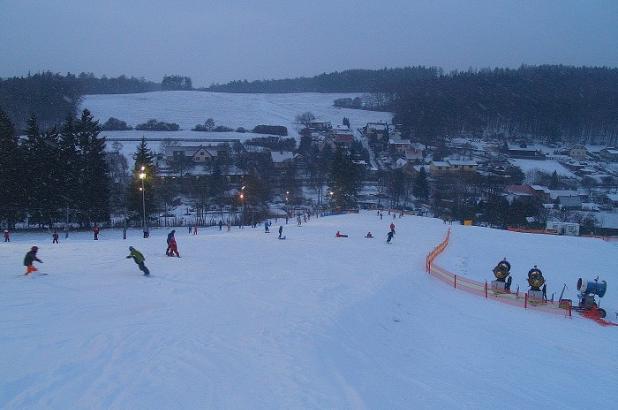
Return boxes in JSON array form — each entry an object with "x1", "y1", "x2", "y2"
[{"x1": 119, "y1": 114, "x2": 618, "y2": 237}]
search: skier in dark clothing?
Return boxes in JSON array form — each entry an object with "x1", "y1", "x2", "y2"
[
  {"x1": 389, "y1": 223, "x2": 396, "y2": 234},
  {"x1": 24, "y1": 246, "x2": 43, "y2": 275},
  {"x1": 126, "y1": 246, "x2": 150, "y2": 275},
  {"x1": 219, "y1": 220, "x2": 223, "y2": 231},
  {"x1": 278, "y1": 225, "x2": 283, "y2": 239},
  {"x1": 52, "y1": 231, "x2": 59, "y2": 244},
  {"x1": 265, "y1": 221, "x2": 270, "y2": 233},
  {"x1": 93, "y1": 225, "x2": 100, "y2": 240},
  {"x1": 4, "y1": 229, "x2": 10, "y2": 242},
  {"x1": 386, "y1": 231, "x2": 394, "y2": 243}
]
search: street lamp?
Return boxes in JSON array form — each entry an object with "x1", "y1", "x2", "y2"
[{"x1": 139, "y1": 166, "x2": 147, "y2": 237}]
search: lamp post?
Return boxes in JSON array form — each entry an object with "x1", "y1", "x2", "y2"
[
  {"x1": 240, "y1": 185, "x2": 246, "y2": 228},
  {"x1": 139, "y1": 166, "x2": 147, "y2": 238}
]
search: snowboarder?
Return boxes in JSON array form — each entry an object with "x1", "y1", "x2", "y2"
[
  {"x1": 24, "y1": 246, "x2": 43, "y2": 275},
  {"x1": 93, "y1": 224, "x2": 100, "y2": 240},
  {"x1": 386, "y1": 231, "x2": 394, "y2": 243},
  {"x1": 126, "y1": 246, "x2": 150, "y2": 276},
  {"x1": 278, "y1": 225, "x2": 284, "y2": 239},
  {"x1": 365, "y1": 232, "x2": 374, "y2": 238},
  {"x1": 4, "y1": 229, "x2": 10, "y2": 242},
  {"x1": 336, "y1": 231, "x2": 348, "y2": 238},
  {"x1": 52, "y1": 230, "x2": 59, "y2": 244}
]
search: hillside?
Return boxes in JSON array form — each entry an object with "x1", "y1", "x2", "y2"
[{"x1": 1, "y1": 213, "x2": 616, "y2": 409}]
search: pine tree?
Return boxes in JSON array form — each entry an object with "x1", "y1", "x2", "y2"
[
  {"x1": 413, "y1": 167, "x2": 430, "y2": 201},
  {"x1": 0, "y1": 108, "x2": 24, "y2": 226},
  {"x1": 328, "y1": 146, "x2": 360, "y2": 208},
  {"x1": 76, "y1": 109, "x2": 110, "y2": 224}
]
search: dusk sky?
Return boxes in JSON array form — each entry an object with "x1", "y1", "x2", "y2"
[{"x1": 1, "y1": 0, "x2": 617, "y2": 87}]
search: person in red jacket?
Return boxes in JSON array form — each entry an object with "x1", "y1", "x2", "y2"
[
  {"x1": 168, "y1": 237, "x2": 180, "y2": 257},
  {"x1": 336, "y1": 231, "x2": 348, "y2": 238},
  {"x1": 389, "y1": 222, "x2": 396, "y2": 234},
  {"x1": 4, "y1": 229, "x2": 10, "y2": 242},
  {"x1": 93, "y1": 224, "x2": 100, "y2": 240}
]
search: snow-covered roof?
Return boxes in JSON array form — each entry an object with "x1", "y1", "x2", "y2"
[
  {"x1": 448, "y1": 160, "x2": 478, "y2": 167},
  {"x1": 530, "y1": 185, "x2": 550, "y2": 193},
  {"x1": 270, "y1": 151, "x2": 295, "y2": 163}
]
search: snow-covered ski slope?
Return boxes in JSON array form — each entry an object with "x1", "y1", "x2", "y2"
[{"x1": 1, "y1": 213, "x2": 616, "y2": 409}]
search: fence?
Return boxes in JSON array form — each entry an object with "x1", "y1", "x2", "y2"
[{"x1": 425, "y1": 229, "x2": 572, "y2": 318}]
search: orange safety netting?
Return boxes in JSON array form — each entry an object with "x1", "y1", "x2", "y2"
[{"x1": 425, "y1": 229, "x2": 572, "y2": 318}]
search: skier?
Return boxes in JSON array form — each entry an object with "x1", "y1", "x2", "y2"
[
  {"x1": 93, "y1": 224, "x2": 100, "y2": 240},
  {"x1": 24, "y1": 246, "x2": 43, "y2": 275},
  {"x1": 542, "y1": 283, "x2": 547, "y2": 301},
  {"x1": 193, "y1": 225, "x2": 198, "y2": 235},
  {"x1": 166, "y1": 230, "x2": 176, "y2": 256},
  {"x1": 265, "y1": 221, "x2": 270, "y2": 233},
  {"x1": 126, "y1": 246, "x2": 150, "y2": 276},
  {"x1": 386, "y1": 230, "x2": 394, "y2": 243},
  {"x1": 379, "y1": 213, "x2": 383, "y2": 220},
  {"x1": 278, "y1": 225, "x2": 284, "y2": 239},
  {"x1": 389, "y1": 222, "x2": 396, "y2": 234},
  {"x1": 4, "y1": 229, "x2": 10, "y2": 242},
  {"x1": 297, "y1": 215, "x2": 302, "y2": 226},
  {"x1": 365, "y1": 232, "x2": 374, "y2": 238},
  {"x1": 168, "y1": 236, "x2": 180, "y2": 257},
  {"x1": 219, "y1": 220, "x2": 223, "y2": 231},
  {"x1": 188, "y1": 225, "x2": 192, "y2": 234},
  {"x1": 52, "y1": 230, "x2": 59, "y2": 244}
]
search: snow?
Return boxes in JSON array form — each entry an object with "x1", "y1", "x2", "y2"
[
  {"x1": 81, "y1": 91, "x2": 393, "y2": 158},
  {"x1": 1, "y1": 213, "x2": 617, "y2": 408},
  {"x1": 509, "y1": 158, "x2": 577, "y2": 178}
]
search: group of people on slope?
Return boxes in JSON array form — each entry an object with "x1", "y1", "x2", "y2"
[{"x1": 336, "y1": 222, "x2": 397, "y2": 242}]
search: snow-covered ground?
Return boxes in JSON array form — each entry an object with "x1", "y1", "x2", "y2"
[
  {"x1": 509, "y1": 158, "x2": 576, "y2": 179},
  {"x1": 1, "y1": 213, "x2": 616, "y2": 409},
  {"x1": 81, "y1": 91, "x2": 393, "y2": 157}
]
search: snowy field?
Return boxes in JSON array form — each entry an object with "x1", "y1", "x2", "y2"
[
  {"x1": 81, "y1": 91, "x2": 393, "y2": 157},
  {"x1": 509, "y1": 158, "x2": 576, "y2": 179},
  {"x1": 1, "y1": 213, "x2": 617, "y2": 409}
]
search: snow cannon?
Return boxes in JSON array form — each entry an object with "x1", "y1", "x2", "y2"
[
  {"x1": 527, "y1": 267, "x2": 545, "y2": 291},
  {"x1": 577, "y1": 278, "x2": 607, "y2": 298},
  {"x1": 490, "y1": 259, "x2": 512, "y2": 293},
  {"x1": 576, "y1": 278, "x2": 607, "y2": 318},
  {"x1": 527, "y1": 267, "x2": 546, "y2": 301},
  {"x1": 493, "y1": 260, "x2": 511, "y2": 281}
]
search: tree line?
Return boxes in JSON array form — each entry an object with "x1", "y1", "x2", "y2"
[
  {"x1": 390, "y1": 65, "x2": 618, "y2": 144},
  {"x1": 0, "y1": 107, "x2": 110, "y2": 228},
  {"x1": 0, "y1": 72, "x2": 193, "y2": 131}
]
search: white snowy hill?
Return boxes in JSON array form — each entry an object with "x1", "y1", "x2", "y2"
[{"x1": 1, "y1": 213, "x2": 616, "y2": 409}]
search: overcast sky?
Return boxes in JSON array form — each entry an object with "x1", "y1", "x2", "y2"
[{"x1": 1, "y1": 0, "x2": 617, "y2": 87}]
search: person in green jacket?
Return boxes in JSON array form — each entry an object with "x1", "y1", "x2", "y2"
[{"x1": 126, "y1": 246, "x2": 150, "y2": 276}]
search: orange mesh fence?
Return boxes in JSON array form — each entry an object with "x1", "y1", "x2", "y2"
[{"x1": 425, "y1": 229, "x2": 572, "y2": 318}]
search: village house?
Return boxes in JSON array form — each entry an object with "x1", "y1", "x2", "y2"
[
  {"x1": 430, "y1": 159, "x2": 479, "y2": 175},
  {"x1": 331, "y1": 125, "x2": 354, "y2": 147},
  {"x1": 599, "y1": 147, "x2": 618, "y2": 162},
  {"x1": 505, "y1": 143, "x2": 546, "y2": 159},
  {"x1": 569, "y1": 145, "x2": 588, "y2": 161}
]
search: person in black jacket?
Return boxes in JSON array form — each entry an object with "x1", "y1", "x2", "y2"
[{"x1": 24, "y1": 246, "x2": 43, "y2": 275}]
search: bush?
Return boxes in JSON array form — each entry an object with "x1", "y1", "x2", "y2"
[
  {"x1": 135, "y1": 119, "x2": 179, "y2": 131},
  {"x1": 253, "y1": 125, "x2": 288, "y2": 136},
  {"x1": 101, "y1": 117, "x2": 133, "y2": 131}
]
